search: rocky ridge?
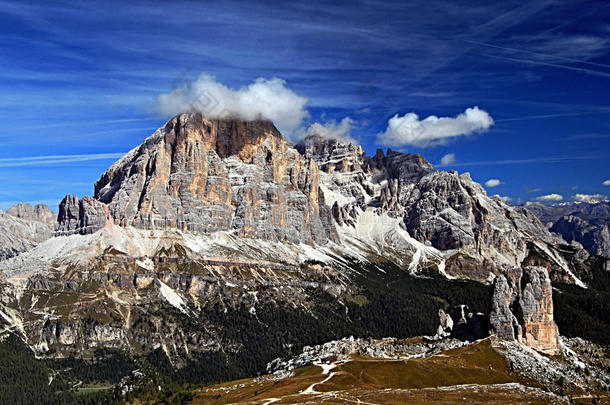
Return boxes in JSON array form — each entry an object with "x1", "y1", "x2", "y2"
[
  {"x1": 41, "y1": 114, "x2": 600, "y2": 286},
  {"x1": 297, "y1": 134, "x2": 597, "y2": 284}
]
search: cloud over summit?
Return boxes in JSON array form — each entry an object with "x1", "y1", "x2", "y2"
[
  {"x1": 439, "y1": 153, "x2": 456, "y2": 166},
  {"x1": 305, "y1": 117, "x2": 356, "y2": 143},
  {"x1": 157, "y1": 73, "x2": 309, "y2": 135}
]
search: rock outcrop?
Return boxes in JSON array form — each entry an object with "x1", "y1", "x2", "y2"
[
  {"x1": 56, "y1": 195, "x2": 111, "y2": 235},
  {"x1": 434, "y1": 305, "x2": 487, "y2": 341},
  {"x1": 490, "y1": 266, "x2": 560, "y2": 355},
  {"x1": 6, "y1": 202, "x2": 56, "y2": 227},
  {"x1": 93, "y1": 113, "x2": 336, "y2": 244}
]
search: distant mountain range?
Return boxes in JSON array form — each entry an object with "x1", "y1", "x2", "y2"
[{"x1": 525, "y1": 201, "x2": 610, "y2": 258}]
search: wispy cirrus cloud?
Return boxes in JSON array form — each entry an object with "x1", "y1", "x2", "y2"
[
  {"x1": 0, "y1": 153, "x2": 125, "y2": 168},
  {"x1": 467, "y1": 34, "x2": 610, "y2": 68},
  {"x1": 445, "y1": 154, "x2": 604, "y2": 167}
]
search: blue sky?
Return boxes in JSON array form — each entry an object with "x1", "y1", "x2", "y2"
[{"x1": 1, "y1": 0, "x2": 609, "y2": 211}]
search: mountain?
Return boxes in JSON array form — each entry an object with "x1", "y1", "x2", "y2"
[
  {"x1": 0, "y1": 203, "x2": 55, "y2": 260},
  {"x1": 91, "y1": 114, "x2": 335, "y2": 245},
  {"x1": 525, "y1": 201, "x2": 610, "y2": 258},
  {"x1": 0, "y1": 113, "x2": 608, "y2": 402},
  {"x1": 47, "y1": 113, "x2": 599, "y2": 284},
  {"x1": 6, "y1": 202, "x2": 56, "y2": 227}
]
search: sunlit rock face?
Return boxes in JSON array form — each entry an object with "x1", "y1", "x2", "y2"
[
  {"x1": 6, "y1": 203, "x2": 56, "y2": 228},
  {"x1": 0, "y1": 214, "x2": 51, "y2": 260},
  {"x1": 490, "y1": 266, "x2": 560, "y2": 355},
  {"x1": 0, "y1": 204, "x2": 55, "y2": 260},
  {"x1": 86, "y1": 113, "x2": 337, "y2": 245}
]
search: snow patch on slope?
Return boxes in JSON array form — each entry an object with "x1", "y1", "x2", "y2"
[
  {"x1": 158, "y1": 280, "x2": 189, "y2": 314},
  {"x1": 335, "y1": 209, "x2": 447, "y2": 276}
]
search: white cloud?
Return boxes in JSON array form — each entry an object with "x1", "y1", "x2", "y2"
[
  {"x1": 157, "y1": 73, "x2": 309, "y2": 135},
  {"x1": 439, "y1": 153, "x2": 456, "y2": 165},
  {"x1": 602, "y1": 180, "x2": 610, "y2": 186},
  {"x1": 493, "y1": 194, "x2": 512, "y2": 203},
  {"x1": 305, "y1": 117, "x2": 356, "y2": 142},
  {"x1": 573, "y1": 193, "x2": 608, "y2": 204},
  {"x1": 535, "y1": 193, "x2": 564, "y2": 202},
  {"x1": 376, "y1": 106, "x2": 494, "y2": 148},
  {"x1": 485, "y1": 178, "x2": 502, "y2": 187}
]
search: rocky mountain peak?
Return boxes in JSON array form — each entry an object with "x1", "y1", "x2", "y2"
[
  {"x1": 55, "y1": 194, "x2": 112, "y2": 236},
  {"x1": 83, "y1": 113, "x2": 336, "y2": 244},
  {"x1": 6, "y1": 202, "x2": 55, "y2": 227},
  {"x1": 41, "y1": 112, "x2": 599, "y2": 286},
  {"x1": 296, "y1": 134, "x2": 364, "y2": 174}
]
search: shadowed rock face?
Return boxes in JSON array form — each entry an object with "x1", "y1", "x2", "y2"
[
  {"x1": 550, "y1": 215, "x2": 610, "y2": 258},
  {"x1": 490, "y1": 266, "x2": 560, "y2": 355},
  {"x1": 89, "y1": 113, "x2": 336, "y2": 244},
  {"x1": 434, "y1": 305, "x2": 487, "y2": 342},
  {"x1": 55, "y1": 195, "x2": 112, "y2": 236}
]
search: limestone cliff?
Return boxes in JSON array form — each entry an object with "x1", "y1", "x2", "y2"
[
  {"x1": 55, "y1": 195, "x2": 112, "y2": 236},
  {"x1": 90, "y1": 113, "x2": 336, "y2": 244},
  {"x1": 47, "y1": 117, "x2": 601, "y2": 284},
  {"x1": 490, "y1": 266, "x2": 560, "y2": 355},
  {"x1": 299, "y1": 134, "x2": 595, "y2": 284}
]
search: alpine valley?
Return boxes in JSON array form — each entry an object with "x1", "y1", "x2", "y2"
[{"x1": 1, "y1": 113, "x2": 610, "y2": 404}]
